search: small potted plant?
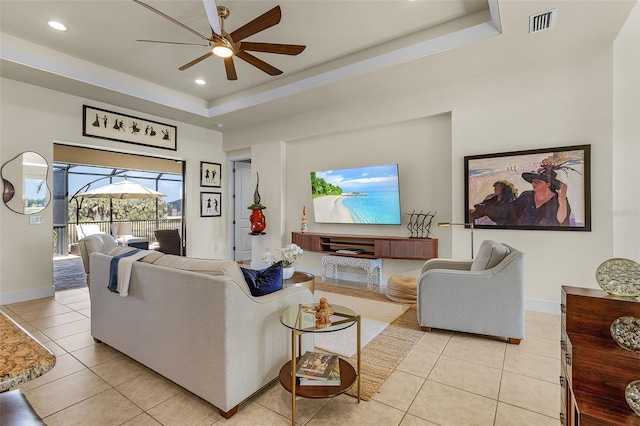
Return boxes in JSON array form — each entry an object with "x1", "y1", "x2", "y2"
[{"x1": 263, "y1": 243, "x2": 304, "y2": 279}]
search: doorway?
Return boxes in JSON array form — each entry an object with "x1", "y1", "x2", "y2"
[
  {"x1": 52, "y1": 144, "x2": 185, "y2": 291},
  {"x1": 233, "y1": 160, "x2": 252, "y2": 262}
]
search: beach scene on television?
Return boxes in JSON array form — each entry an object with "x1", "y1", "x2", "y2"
[{"x1": 310, "y1": 164, "x2": 401, "y2": 224}]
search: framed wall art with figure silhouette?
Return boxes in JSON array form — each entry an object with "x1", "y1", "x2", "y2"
[
  {"x1": 200, "y1": 192, "x2": 221, "y2": 217},
  {"x1": 200, "y1": 162, "x2": 221, "y2": 188},
  {"x1": 82, "y1": 105, "x2": 177, "y2": 150},
  {"x1": 465, "y1": 145, "x2": 591, "y2": 231}
]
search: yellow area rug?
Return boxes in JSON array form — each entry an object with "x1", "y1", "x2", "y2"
[{"x1": 314, "y1": 282, "x2": 424, "y2": 401}]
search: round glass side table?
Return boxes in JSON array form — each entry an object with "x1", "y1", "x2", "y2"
[{"x1": 279, "y1": 303, "x2": 361, "y2": 426}]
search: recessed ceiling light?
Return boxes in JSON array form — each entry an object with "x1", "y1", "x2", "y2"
[
  {"x1": 48, "y1": 21, "x2": 67, "y2": 31},
  {"x1": 195, "y1": 79, "x2": 206, "y2": 85},
  {"x1": 215, "y1": 123, "x2": 223, "y2": 128}
]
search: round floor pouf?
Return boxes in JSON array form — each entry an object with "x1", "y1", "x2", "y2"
[{"x1": 386, "y1": 275, "x2": 418, "y2": 303}]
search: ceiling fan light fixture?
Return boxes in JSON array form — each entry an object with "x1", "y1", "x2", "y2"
[{"x1": 212, "y1": 45, "x2": 233, "y2": 58}]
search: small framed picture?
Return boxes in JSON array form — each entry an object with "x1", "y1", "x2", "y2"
[
  {"x1": 200, "y1": 162, "x2": 221, "y2": 187},
  {"x1": 200, "y1": 192, "x2": 221, "y2": 217}
]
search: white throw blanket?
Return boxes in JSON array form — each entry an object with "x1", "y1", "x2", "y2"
[{"x1": 117, "y1": 250, "x2": 153, "y2": 297}]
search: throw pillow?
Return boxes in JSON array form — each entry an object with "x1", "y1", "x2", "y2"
[
  {"x1": 470, "y1": 240, "x2": 510, "y2": 271},
  {"x1": 241, "y1": 261, "x2": 284, "y2": 297}
]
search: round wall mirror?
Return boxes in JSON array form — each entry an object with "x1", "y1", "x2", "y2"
[{"x1": 1, "y1": 151, "x2": 51, "y2": 214}]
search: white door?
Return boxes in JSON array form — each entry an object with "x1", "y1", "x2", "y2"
[{"x1": 234, "y1": 161, "x2": 253, "y2": 261}]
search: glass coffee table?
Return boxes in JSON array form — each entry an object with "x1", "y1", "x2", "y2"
[{"x1": 279, "y1": 303, "x2": 361, "y2": 426}]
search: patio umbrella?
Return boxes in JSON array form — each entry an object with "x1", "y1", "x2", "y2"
[{"x1": 73, "y1": 180, "x2": 165, "y2": 199}]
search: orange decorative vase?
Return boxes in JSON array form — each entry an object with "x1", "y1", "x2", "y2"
[{"x1": 250, "y1": 209, "x2": 266, "y2": 234}]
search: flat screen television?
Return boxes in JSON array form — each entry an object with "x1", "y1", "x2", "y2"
[{"x1": 310, "y1": 163, "x2": 401, "y2": 225}]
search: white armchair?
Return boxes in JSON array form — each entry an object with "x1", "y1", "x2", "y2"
[
  {"x1": 78, "y1": 234, "x2": 117, "y2": 287},
  {"x1": 417, "y1": 240, "x2": 525, "y2": 344}
]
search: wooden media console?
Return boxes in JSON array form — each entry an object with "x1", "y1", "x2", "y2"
[{"x1": 291, "y1": 232, "x2": 438, "y2": 260}]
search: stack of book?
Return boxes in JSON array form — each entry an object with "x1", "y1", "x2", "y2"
[{"x1": 295, "y1": 351, "x2": 341, "y2": 386}]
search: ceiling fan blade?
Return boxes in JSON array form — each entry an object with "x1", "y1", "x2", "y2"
[
  {"x1": 178, "y1": 51, "x2": 214, "y2": 71},
  {"x1": 202, "y1": 0, "x2": 222, "y2": 36},
  {"x1": 224, "y1": 57, "x2": 238, "y2": 81},
  {"x1": 133, "y1": 0, "x2": 210, "y2": 41},
  {"x1": 240, "y1": 42, "x2": 305, "y2": 56},
  {"x1": 229, "y1": 6, "x2": 281, "y2": 43},
  {"x1": 137, "y1": 39, "x2": 209, "y2": 47},
  {"x1": 235, "y1": 51, "x2": 282, "y2": 76}
]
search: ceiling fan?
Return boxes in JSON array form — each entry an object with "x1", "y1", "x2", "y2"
[{"x1": 133, "y1": 0, "x2": 306, "y2": 81}]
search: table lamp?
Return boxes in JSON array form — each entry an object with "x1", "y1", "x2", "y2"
[
  {"x1": 438, "y1": 222, "x2": 475, "y2": 259},
  {"x1": 116, "y1": 223, "x2": 132, "y2": 246}
]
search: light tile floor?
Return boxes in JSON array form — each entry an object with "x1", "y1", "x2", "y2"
[{"x1": 2, "y1": 286, "x2": 561, "y2": 425}]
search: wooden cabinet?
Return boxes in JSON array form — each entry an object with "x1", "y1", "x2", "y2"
[
  {"x1": 291, "y1": 232, "x2": 437, "y2": 261},
  {"x1": 561, "y1": 286, "x2": 640, "y2": 425}
]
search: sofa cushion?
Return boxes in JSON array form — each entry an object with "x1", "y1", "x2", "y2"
[
  {"x1": 107, "y1": 247, "x2": 136, "y2": 256},
  {"x1": 139, "y1": 251, "x2": 165, "y2": 264},
  {"x1": 241, "y1": 262, "x2": 283, "y2": 297},
  {"x1": 470, "y1": 240, "x2": 510, "y2": 271},
  {"x1": 107, "y1": 247, "x2": 164, "y2": 264},
  {"x1": 152, "y1": 255, "x2": 244, "y2": 280}
]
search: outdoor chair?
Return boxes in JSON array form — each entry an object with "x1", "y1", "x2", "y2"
[
  {"x1": 154, "y1": 229, "x2": 183, "y2": 256},
  {"x1": 417, "y1": 240, "x2": 525, "y2": 344},
  {"x1": 75, "y1": 224, "x2": 104, "y2": 240}
]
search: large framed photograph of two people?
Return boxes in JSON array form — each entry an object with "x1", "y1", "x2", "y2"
[{"x1": 465, "y1": 145, "x2": 591, "y2": 231}]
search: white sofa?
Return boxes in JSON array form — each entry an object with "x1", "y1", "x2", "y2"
[{"x1": 89, "y1": 251, "x2": 313, "y2": 418}]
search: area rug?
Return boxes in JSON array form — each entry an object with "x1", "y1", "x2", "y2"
[
  {"x1": 313, "y1": 290, "x2": 408, "y2": 358},
  {"x1": 313, "y1": 283, "x2": 424, "y2": 401}
]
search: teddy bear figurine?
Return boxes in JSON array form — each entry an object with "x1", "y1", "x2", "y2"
[{"x1": 314, "y1": 297, "x2": 334, "y2": 328}]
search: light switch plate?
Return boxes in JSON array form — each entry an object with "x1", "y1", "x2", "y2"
[{"x1": 29, "y1": 216, "x2": 44, "y2": 224}]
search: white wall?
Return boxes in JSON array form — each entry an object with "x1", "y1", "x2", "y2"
[
  {"x1": 613, "y1": 1, "x2": 640, "y2": 260},
  {"x1": 0, "y1": 78, "x2": 225, "y2": 304},
  {"x1": 284, "y1": 114, "x2": 452, "y2": 280},
  {"x1": 224, "y1": 44, "x2": 622, "y2": 312}
]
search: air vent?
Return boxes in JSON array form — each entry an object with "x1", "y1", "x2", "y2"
[{"x1": 529, "y1": 9, "x2": 557, "y2": 33}]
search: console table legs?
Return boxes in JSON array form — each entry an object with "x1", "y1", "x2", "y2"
[{"x1": 321, "y1": 255, "x2": 382, "y2": 290}]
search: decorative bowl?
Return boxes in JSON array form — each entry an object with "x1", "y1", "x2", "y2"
[
  {"x1": 626, "y1": 380, "x2": 640, "y2": 416},
  {"x1": 595, "y1": 258, "x2": 640, "y2": 297},
  {"x1": 611, "y1": 316, "x2": 640, "y2": 353}
]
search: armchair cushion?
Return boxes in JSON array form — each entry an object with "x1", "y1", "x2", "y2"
[{"x1": 470, "y1": 240, "x2": 510, "y2": 271}]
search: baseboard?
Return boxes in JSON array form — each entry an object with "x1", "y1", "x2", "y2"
[
  {"x1": 525, "y1": 297, "x2": 561, "y2": 315},
  {"x1": 0, "y1": 286, "x2": 55, "y2": 305}
]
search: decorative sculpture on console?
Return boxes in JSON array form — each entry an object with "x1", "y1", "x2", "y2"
[{"x1": 405, "y1": 210, "x2": 436, "y2": 238}]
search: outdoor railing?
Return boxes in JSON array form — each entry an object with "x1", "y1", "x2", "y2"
[{"x1": 53, "y1": 218, "x2": 182, "y2": 255}]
